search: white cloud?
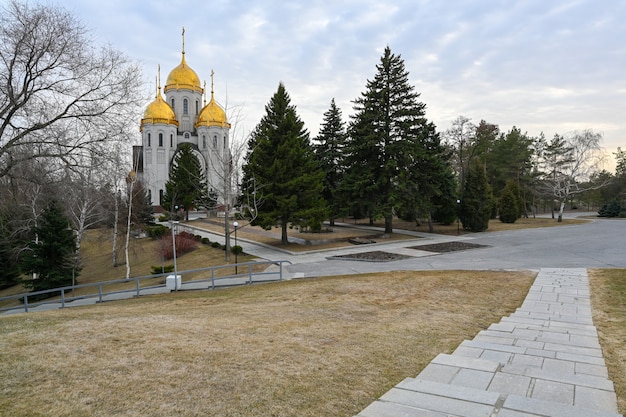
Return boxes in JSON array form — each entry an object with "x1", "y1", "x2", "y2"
[{"x1": 54, "y1": 0, "x2": 626, "y2": 171}]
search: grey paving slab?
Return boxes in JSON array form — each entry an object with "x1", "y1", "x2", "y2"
[
  {"x1": 510, "y1": 353, "x2": 544, "y2": 368},
  {"x1": 479, "y1": 349, "x2": 513, "y2": 364},
  {"x1": 397, "y1": 378, "x2": 500, "y2": 405},
  {"x1": 416, "y1": 363, "x2": 458, "y2": 384},
  {"x1": 555, "y1": 350, "x2": 607, "y2": 366},
  {"x1": 453, "y1": 344, "x2": 483, "y2": 358},
  {"x1": 430, "y1": 353, "x2": 500, "y2": 373},
  {"x1": 377, "y1": 388, "x2": 496, "y2": 417},
  {"x1": 458, "y1": 339, "x2": 527, "y2": 355},
  {"x1": 356, "y1": 400, "x2": 448, "y2": 417},
  {"x1": 450, "y1": 368, "x2": 494, "y2": 390},
  {"x1": 487, "y1": 372, "x2": 532, "y2": 396},
  {"x1": 352, "y1": 268, "x2": 623, "y2": 417},
  {"x1": 575, "y1": 385, "x2": 621, "y2": 413},
  {"x1": 520, "y1": 366, "x2": 615, "y2": 391},
  {"x1": 575, "y1": 362, "x2": 610, "y2": 378},
  {"x1": 503, "y1": 394, "x2": 622, "y2": 417},
  {"x1": 542, "y1": 358, "x2": 575, "y2": 375},
  {"x1": 530, "y1": 378, "x2": 574, "y2": 405}
]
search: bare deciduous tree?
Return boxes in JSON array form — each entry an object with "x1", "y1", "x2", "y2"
[
  {"x1": 539, "y1": 130, "x2": 608, "y2": 222},
  {"x1": 0, "y1": 0, "x2": 143, "y2": 179}
]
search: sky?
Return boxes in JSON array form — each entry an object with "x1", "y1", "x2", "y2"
[{"x1": 55, "y1": 0, "x2": 625, "y2": 171}]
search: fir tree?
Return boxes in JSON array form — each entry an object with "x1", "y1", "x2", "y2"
[
  {"x1": 21, "y1": 199, "x2": 79, "y2": 293},
  {"x1": 499, "y1": 180, "x2": 521, "y2": 223},
  {"x1": 242, "y1": 83, "x2": 327, "y2": 244},
  {"x1": 0, "y1": 213, "x2": 21, "y2": 289},
  {"x1": 314, "y1": 98, "x2": 347, "y2": 226},
  {"x1": 344, "y1": 46, "x2": 439, "y2": 233},
  {"x1": 460, "y1": 161, "x2": 494, "y2": 232},
  {"x1": 163, "y1": 143, "x2": 210, "y2": 221}
]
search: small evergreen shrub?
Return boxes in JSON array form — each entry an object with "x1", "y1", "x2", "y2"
[
  {"x1": 211, "y1": 241, "x2": 222, "y2": 249},
  {"x1": 231, "y1": 245, "x2": 243, "y2": 255},
  {"x1": 145, "y1": 224, "x2": 170, "y2": 239},
  {"x1": 151, "y1": 264, "x2": 175, "y2": 275},
  {"x1": 598, "y1": 200, "x2": 622, "y2": 217},
  {"x1": 499, "y1": 181, "x2": 520, "y2": 223},
  {"x1": 201, "y1": 237, "x2": 211, "y2": 245}
]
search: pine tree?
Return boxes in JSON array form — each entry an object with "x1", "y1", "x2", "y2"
[
  {"x1": 460, "y1": 161, "x2": 494, "y2": 232},
  {"x1": 21, "y1": 199, "x2": 79, "y2": 293},
  {"x1": 242, "y1": 83, "x2": 327, "y2": 244},
  {"x1": 314, "y1": 99, "x2": 347, "y2": 226},
  {"x1": 163, "y1": 143, "x2": 210, "y2": 221},
  {"x1": 344, "y1": 46, "x2": 437, "y2": 233}
]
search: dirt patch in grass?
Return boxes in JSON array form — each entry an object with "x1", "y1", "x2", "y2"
[
  {"x1": 589, "y1": 268, "x2": 626, "y2": 415},
  {"x1": 0, "y1": 270, "x2": 535, "y2": 417},
  {"x1": 410, "y1": 241, "x2": 489, "y2": 253},
  {"x1": 328, "y1": 251, "x2": 414, "y2": 262}
]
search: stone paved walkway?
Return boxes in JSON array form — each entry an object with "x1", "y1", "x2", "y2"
[{"x1": 354, "y1": 268, "x2": 623, "y2": 417}]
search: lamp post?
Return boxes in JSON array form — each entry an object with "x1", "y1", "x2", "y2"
[
  {"x1": 233, "y1": 221, "x2": 239, "y2": 274},
  {"x1": 170, "y1": 220, "x2": 179, "y2": 289},
  {"x1": 456, "y1": 199, "x2": 461, "y2": 235}
]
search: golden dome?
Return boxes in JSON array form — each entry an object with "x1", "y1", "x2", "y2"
[
  {"x1": 140, "y1": 87, "x2": 179, "y2": 131},
  {"x1": 164, "y1": 53, "x2": 202, "y2": 93},
  {"x1": 196, "y1": 94, "x2": 230, "y2": 128}
]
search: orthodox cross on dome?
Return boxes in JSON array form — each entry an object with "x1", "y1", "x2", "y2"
[
  {"x1": 157, "y1": 64, "x2": 161, "y2": 91},
  {"x1": 211, "y1": 69, "x2": 215, "y2": 96},
  {"x1": 203, "y1": 80, "x2": 207, "y2": 105},
  {"x1": 182, "y1": 27, "x2": 186, "y2": 55}
]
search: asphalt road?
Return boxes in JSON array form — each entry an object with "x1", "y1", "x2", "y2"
[{"x1": 272, "y1": 214, "x2": 626, "y2": 278}]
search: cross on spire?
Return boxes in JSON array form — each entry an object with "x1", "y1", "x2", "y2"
[{"x1": 182, "y1": 27, "x2": 185, "y2": 55}]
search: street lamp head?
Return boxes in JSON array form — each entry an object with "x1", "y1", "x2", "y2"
[{"x1": 233, "y1": 221, "x2": 239, "y2": 228}]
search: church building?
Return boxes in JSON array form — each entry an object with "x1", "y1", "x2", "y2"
[{"x1": 134, "y1": 30, "x2": 231, "y2": 211}]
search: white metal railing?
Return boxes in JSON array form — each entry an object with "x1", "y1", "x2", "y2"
[{"x1": 0, "y1": 260, "x2": 291, "y2": 315}]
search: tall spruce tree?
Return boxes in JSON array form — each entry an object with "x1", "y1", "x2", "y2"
[
  {"x1": 344, "y1": 46, "x2": 438, "y2": 233},
  {"x1": 460, "y1": 160, "x2": 494, "y2": 232},
  {"x1": 163, "y1": 143, "x2": 211, "y2": 221},
  {"x1": 396, "y1": 121, "x2": 458, "y2": 232},
  {"x1": 242, "y1": 83, "x2": 327, "y2": 244},
  {"x1": 314, "y1": 99, "x2": 347, "y2": 226},
  {"x1": 21, "y1": 199, "x2": 79, "y2": 292}
]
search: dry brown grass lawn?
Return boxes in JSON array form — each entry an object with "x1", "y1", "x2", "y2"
[
  {"x1": 0, "y1": 270, "x2": 535, "y2": 417},
  {"x1": 589, "y1": 268, "x2": 626, "y2": 415}
]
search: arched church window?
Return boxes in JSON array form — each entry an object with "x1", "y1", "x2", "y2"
[
  {"x1": 158, "y1": 133, "x2": 163, "y2": 147},
  {"x1": 147, "y1": 133, "x2": 151, "y2": 147},
  {"x1": 184, "y1": 132, "x2": 190, "y2": 139},
  {"x1": 171, "y1": 98, "x2": 175, "y2": 110},
  {"x1": 183, "y1": 99, "x2": 188, "y2": 115},
  {"x1": 159, "y1": 190, "x2": 164, "y2": 206},
  {"x1": 213, "y1": 135, "x2": 217, "y2": 148},
  {"x1": 170, "y1": 134, "x2": 173, "y2": 147},
  {"x1": 196, "y1": 100, "x2": 199, "y2": 115},
  {"x1": 203, "y1": 135, "x2": 206, "y2": 149}
]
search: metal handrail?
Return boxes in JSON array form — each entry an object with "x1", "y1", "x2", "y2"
[{"x1": 0, "y1": 260, "x2": 292, "y2": 315}]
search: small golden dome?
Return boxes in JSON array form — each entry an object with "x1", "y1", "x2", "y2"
[
  {"x1": 140, "y1": 87, "x2": 179, "y2": 131},
  {"x1": 164, "y1": 53, "x2": 202, "y2": 93},
  {"x1": 196, "y1": 94, "x2": 230, "y2": 128}
]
